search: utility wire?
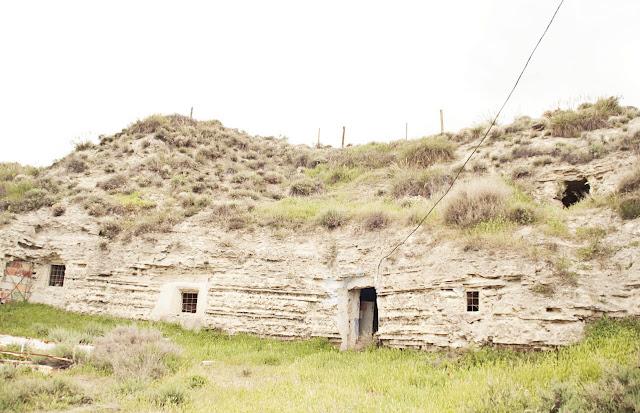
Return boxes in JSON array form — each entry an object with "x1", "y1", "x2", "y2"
[{"x1": 376, "y1": 0, "x2": 565, "y2": 277}]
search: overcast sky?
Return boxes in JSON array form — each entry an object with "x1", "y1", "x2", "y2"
[{"x1": 1, "y1": 0, "x2": 638, "y2": 166}]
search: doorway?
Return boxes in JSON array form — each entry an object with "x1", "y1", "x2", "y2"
[{"x1": 346, "y1": 287, "x2": 379, "y2": 348}]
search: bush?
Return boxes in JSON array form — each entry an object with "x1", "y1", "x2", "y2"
[
  {"x1": 399, "y1": 137, "x2": 456, "y2": 168},
  {"x1": 392, "y1": 169, "x2": 452, "y2": 199},
  {"x1": 91, "y1": 326, "x2": 181, "y2": 380},
  {"x1": 210, "y1": 203, "x2": 251, "y2": 230},
  {"x1": 618, "y1": 197, "x2": 640, "y2": 220},
  {"x1": 149, "y1": 384, "x2": 187, "y2": 407},
  {"x1": 51, "y1": 203, "x2": 65, "y2": 217},
  {"x1": 99, "y1": 219, "x2": 122, "y2": 239},
  {"x1": 128, "y1": 114, "x2": 172, "y2": 134},
  {"x1": 547, "y1": 97, "x2": 623, "y2": 137},
  {"x1": 97, "y1": 174, "x2": 127, "y2": 191},
  {"x1": 74, "y1": 140, "x2": 95, "y2": 151},
  {"x1": 507, "y1": 203, "x2": 536, "y2": 225},
  {"x1": 66, "y1": 157, "x2": 88, "y2": 173},
  {"x1": 290, "y1": 179, "x2": 323, "y2": 196},
  {"x1": 0, "y1": 376, "x2": 90, "y2": 411},
  {"x1": 362, "y1": 211, "x2": 390, "y2": 231},
  {"x1": 318, "y1": 209, "x2": 349, "y2": 229},
  {"x1": 443, "y1": 181, "x2": 509, "y2": 227},
  {"x1": 132, "y1": 210, "x2": 182, "y2": 235},
  {"x1": 617, "y1": 168, "x2": 640, "y2": 194},
  {"x1": 330, "y1": 143, "x2": 396, "y2": 169}
]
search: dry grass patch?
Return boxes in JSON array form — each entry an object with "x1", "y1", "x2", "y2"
[
  {"x1": 399, "y1": 137, "x2": 456, "y2": 168},
  {"x1": 443, "y1": 179, "x2": 509, "y2": 228},
  {"x1": 289, "y1": 178, "x2": 324, "y2": 196},
  {"x1": 91, "y1": 326, "x2": 181, "y2": 380},
  {"x1": 546, "y1": 97, "x2": 624, "y2": 137},
  {"x1": 392, "y1": 169, "x2": 452, "y2": 199}
]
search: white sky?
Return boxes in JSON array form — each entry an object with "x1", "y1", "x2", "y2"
[{"x1": 1, "y1": 0, "x2": 638, "y2": 166}]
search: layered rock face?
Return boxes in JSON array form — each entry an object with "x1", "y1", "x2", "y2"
[
  {"x1": 2, "y1": 106, "x2": 640, "y2": 349},
  {"x1": 1, "y1": 202, "x2": 638, "y2": 350}
]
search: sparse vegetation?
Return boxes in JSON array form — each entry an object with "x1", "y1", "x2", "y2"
[
  {"x1": 391, "y1": 168, "x2": 452, "y2": 199},
  {"x1": 443, "y1": 180, "x2": 509, "y2": 228},
  {"x1": 546, "y1": 97, "x2": 624, "y2": 137},
  {"x1": 1, "y1": 303, "x2": 640, "y2": 412},
  {"x1": 91, "y1": 326, "x2": 181, "y2": 380}
]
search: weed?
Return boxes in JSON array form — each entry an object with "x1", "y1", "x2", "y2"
[{"x1": 618, "y1": 197, "x2": 640, "y2": 220}]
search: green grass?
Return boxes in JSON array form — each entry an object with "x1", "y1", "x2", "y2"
[
  {"x1": 114, "y1": 191, "x2": 156, "y2": 210},
  {"x1": 1, "y1": 303, "x2": 639, "y2": 412}
]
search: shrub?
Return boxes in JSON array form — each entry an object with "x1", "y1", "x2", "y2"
[
  {"x1": 399, "y1": 137, "x2": 456, "y2": 168},
  {"x1": 74, "y1": 140, "x2": 95, "y2": 151},
  {"x1": 507, "y1": 203, "x2": 536, "y2": 224},
  {"x1": 188, "y1": 375, "x2": 208, "y2": 389},
  {"x1": 362, "y1": 211, "x2": 390, "y2": 231},
  {"x1": 91, "y1": 326, "x2": 181, "y2": 380},
  {"x1": 132, "y1": 210, "x2": 182, "y2": 235},
  {"x1": 99, "y1": 219, "x2": 122, "y2": 239},
  {"x1": 618, "y1": 197, "x2": 640, "y2": 220},
  {"x1": 66, "y1": 157, "x2": 88, "y2": 173},
  {"x1": 0, "y1": 377, "x2": 90, "y2": 411},
  {"x1": 0, "y1": 181, "x2": 55, "y2": 213},
  {"x1": 392, "y1": 169, "x2": 452, "y2": 199},
  {"x1": 97, "y1": 174, "x2": 127, "y2": 191},
  {"x1": 504, "y1": 116, "x2": 533, "y2": 133},
  {"x1": 617, "y1": 168, "x2": 640, "y2": 194},
  {"x1": 51, "y1": 203, "x2": 66, "y2": 217},
  {"x1": 318, "y1": 209, "x2": 349, "y2": 229},
  {"x1": 547, "y1": 97, "x2": 623, "y2": 137},
  {"x1": 330, "y1": 143, "x2": 396, "y2": 169},
  {"x1": 210, "y1": 203, "x2": 251, "y2": 230},
  {"x1": 149, "y1": 384, "x2": 187, "y2": 407},
  {"x1": 290, "y1": 179, "x2": 324, "y2": 196},
  {"x1": 128, "y1": 114, "x2": 171, "y2": 134},
  {"x1": 263, "y1": 172, "x2": 283, "y2": 184},
  {"x1": 443, "y1": 180, "x2": 509, "y2": 227}
]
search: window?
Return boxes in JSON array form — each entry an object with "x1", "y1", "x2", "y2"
[
  {"x1": 466, "y1": 291, "x2": 479, "y2": 312},
  {"x1": 181, "y1": 291, "x2": 198, "y2": 313},
  {"x1": 49, "y1": 265, "x2": 66, "y2": 287}
]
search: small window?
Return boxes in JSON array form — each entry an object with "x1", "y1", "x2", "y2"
[
  {"x1": 466, "y1": 291, "x2": 479, "y2": 312},
  {"x1": 181, "y1": 291, "x2": 198, "y2": 313},
  {"x1": 49, "y1": 265, "x2": 66, "y2": 287}
]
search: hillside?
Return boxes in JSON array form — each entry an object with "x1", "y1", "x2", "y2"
[{"x1": 1, "y1": 97, "x2": 639, "y2": 254}]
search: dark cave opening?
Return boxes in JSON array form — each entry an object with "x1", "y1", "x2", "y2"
[{"x1": 561, "y1": 178, "x2": 590, "y2": 207}]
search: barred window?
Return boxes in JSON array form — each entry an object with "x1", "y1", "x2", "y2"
[
  {"x1": 49, "y1": 265, "x2": 66, "y2": 287},
  {"x1": 466, "y1": 291, "x2": 479, "y2": 312},
  {"x1": 181, "y1": 292, "x2": 198, "y2": 313}
]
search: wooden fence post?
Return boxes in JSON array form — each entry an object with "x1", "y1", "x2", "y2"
[
  {"x1": 405, "y1": 122, "x2": 408, "y2": 140},
  {"x1": 341, "y1": 126, "x2": 346, "y2": 148},
  {"x1": 440, "y1": 109, "x2": 444, "y2": 135},
  {"x1": 190, "y1": 107, "x2": 193, "y2": 120},
  {"x1": 317, "y1": 128, "x2": 321, "y2": 148}
]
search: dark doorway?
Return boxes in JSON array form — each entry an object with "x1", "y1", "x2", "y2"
[
  {"x1": 359, "y1": 287, "x2": 378, "y2": 337},
  {"x1": 561, "y1": 178, "x2": 590, "y2": 207}
]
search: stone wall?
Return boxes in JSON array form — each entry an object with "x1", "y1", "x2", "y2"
[{"x1": 1, "y1": 205, "x2": 639, "y2": 350}]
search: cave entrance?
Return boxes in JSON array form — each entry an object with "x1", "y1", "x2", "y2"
[{"x1": 561, "y1": 178, "x2": 590, "y2": 207}]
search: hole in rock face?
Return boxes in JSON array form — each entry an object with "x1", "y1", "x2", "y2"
[{"x1": 561, "y1": 178, "x2": 590, "y2": 207}]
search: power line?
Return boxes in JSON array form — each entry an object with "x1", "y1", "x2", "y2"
[{"x1": 376, "y1": 0, "x2": 565, "y2": 277}]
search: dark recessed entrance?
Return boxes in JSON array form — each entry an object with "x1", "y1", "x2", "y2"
[
  {"x1": 358, "y1": 287, "x2": 379, "y2": 341},
  {"x1": 561, "y1": 178, "x2": 590, "y2": 207}
]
